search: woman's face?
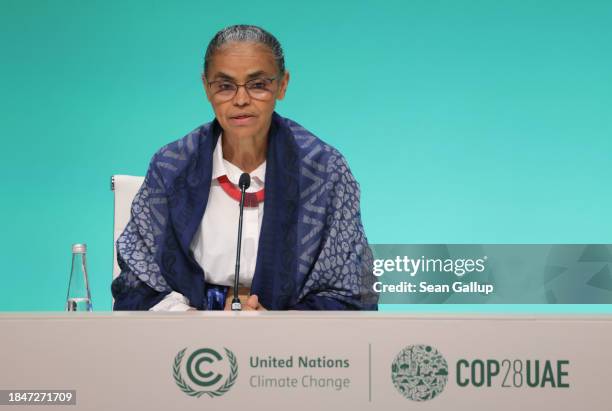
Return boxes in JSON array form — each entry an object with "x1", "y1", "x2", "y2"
[{"x1": 203, "y1": 42, "x2": 289, "y2": 140}]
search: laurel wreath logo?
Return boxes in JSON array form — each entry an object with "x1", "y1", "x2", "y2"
[{"x1": 173, "y1": 347, "x2": 238, "y2": 398}]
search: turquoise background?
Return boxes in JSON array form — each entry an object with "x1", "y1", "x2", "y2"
[{"x1": 1, "y1": 0, "x2": 610, "y2": 312}]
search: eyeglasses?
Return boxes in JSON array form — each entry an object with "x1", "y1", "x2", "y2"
[{"x1": 207, "y1": 77, "x2": 278, "y2": 102}]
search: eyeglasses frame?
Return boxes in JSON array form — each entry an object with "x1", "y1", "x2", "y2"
[{"x1": 206, "y1": 76, "x2": 279, "y2": 101}]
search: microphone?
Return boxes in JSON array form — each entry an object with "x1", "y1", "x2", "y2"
[
  {"x1": 231, "y1": 173, "x2": 251, "y2": 311},
  {"x1": 239, "y1": 173, "x2": 251, "y2": 191}
]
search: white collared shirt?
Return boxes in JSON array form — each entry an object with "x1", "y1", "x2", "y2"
[{"x1": 150, "y1": 134, "x2": 265, "y2": 311}]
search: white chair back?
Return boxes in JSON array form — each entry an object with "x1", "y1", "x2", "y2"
[{"x1": 111, "y1": 175, "x2": 145, "y2": 279}]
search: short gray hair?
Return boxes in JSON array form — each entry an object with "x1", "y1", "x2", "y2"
[{"x1": 203, "y1": 25, "x2": 285, "y2": 77}]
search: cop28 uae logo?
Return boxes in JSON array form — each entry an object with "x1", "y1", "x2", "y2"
[
  {"x1": 391, "y1": 344, "x2": 449, "y2": 401},
  {"x1": 173, "y1": 347, "x2": 238, "y2": 398}
]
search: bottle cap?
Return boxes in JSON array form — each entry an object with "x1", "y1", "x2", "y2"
[{"x1": 72, "y1": 243, "x2": 87, "y2": 254}]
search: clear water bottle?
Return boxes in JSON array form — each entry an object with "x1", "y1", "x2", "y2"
[{"x1": 66, "y1": 243, "x2": 93, "y2": 311}]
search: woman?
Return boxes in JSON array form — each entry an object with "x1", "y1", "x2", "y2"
[{"x1": 111, "y1": 25, "x2": 377, "y2": 311}]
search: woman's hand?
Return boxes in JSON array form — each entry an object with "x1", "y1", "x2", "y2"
[{"x1": 244, "y1": 294, "x2": 267, "y2": 311}]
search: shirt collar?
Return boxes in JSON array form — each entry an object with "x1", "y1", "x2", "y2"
[{"x1": 212, "y1": 134, "x2": 266, "y2": 186}]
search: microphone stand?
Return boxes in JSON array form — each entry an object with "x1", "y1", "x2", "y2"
[{"x1": 231, "y1": 173, "x2": 250, "y2": 311}]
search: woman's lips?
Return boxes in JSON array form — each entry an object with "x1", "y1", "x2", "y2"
[{"x1": 229, "y1": 115, "x2": 255, "y2": 126}]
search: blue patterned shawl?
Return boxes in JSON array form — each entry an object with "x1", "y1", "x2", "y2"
[{"x1": 111, "y1": 112, "x2": 378, "y2": 310}]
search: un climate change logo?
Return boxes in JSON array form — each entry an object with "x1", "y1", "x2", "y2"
[
  {"x1": 391, "y1": 345, "x2": 448, "y2": 401},
  {"x1": 173, "y1": 347, "x2": 238, "y2": 398}
]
